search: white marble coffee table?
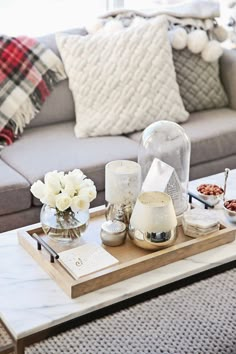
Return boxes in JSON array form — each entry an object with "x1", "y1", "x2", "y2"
[{"x1": 1, "y1": 170, "x2": 236, "y2": 353}]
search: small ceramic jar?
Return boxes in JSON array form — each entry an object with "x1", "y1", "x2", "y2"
[{"x1": 100, "y1": 220, "x2": 126, "y2": 246}]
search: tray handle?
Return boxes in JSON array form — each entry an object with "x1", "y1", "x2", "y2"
[
  {"x1": 188, "y1": 192, "x2": 214, "y2": 209},
  {"x1": 31, "y1": 233, "x2": 59, "y2": 263}
]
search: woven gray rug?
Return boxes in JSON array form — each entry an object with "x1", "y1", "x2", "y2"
[
  {"x1": 0, "y1": 322, "x2": 14, "y2": 354},
  {"x1": 26, "y1": 267, "x2": 236, "y2": 354}
]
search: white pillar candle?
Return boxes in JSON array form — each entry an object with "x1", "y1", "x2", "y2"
[
  {"x1": 130, "y1": 191, "x2": 177, "y2": 233},
  {"x1": 105, "y1": 160, "x2": 141, "y2": 205}
]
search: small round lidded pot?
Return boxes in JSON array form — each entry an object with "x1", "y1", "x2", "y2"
[{"x1": 100, "y1": 220, "x2": 127, "y2": 246}]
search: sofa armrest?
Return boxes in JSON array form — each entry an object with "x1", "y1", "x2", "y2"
[{"x1": 220, "y1": 49, "x2": 236, "y2": 110}]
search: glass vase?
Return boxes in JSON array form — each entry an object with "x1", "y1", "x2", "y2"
[{"x1": 40, "y1": 204, "x2": 89, "y2": 243}]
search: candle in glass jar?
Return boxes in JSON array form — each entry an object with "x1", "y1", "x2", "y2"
[
  {"x1": 105, "y1": 160, "x2": 141, "y2": 205},
  {"x1": 130, "y1": 191, "x2": 177, "y2": 233}
]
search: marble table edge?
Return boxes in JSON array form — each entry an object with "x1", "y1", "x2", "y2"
[{"x1": 2, "y1": 238, "x2": 236, "y2": 340}]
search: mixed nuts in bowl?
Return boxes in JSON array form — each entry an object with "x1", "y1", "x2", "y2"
[
  {"x1": 223, "y1": 199, "x2": 236, "y2": 223},
  {"x1": 196, "y1": 183, "x2": 224, "y2": 203}
]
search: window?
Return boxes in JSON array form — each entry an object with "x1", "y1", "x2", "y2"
[
  {"x1": 0, "y1": 0, "x2": 169, "y2": 36},
  {"x1": 0, "y1": 0, "x2": 108, "y2": 36},
  {"x1": 0, "y1": 0, "x2": 230, "y2": 37}
]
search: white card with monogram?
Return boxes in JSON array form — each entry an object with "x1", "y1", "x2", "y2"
[{"x1": 58, "y1": 243, "x2": 119, "y2": 279}]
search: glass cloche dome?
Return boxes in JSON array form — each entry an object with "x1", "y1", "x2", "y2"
[{"x1": 138, "y1": 120, "x2": 191, "y2": 217}]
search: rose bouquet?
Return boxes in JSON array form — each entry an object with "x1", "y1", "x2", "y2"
[
  {"x1": 31, "y1": 169, "x2": 96, "y2": 212},
  {"x1": 30, "y1": 169, "x2": 97, "y2": 242}
]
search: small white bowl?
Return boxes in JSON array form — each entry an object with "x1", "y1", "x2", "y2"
[
  {"x1": 196, "y1": 184, "x2": 224, "y2": 205},
  {"x1": 223, "y1": 200, "x2": 236, "y2": 223}
]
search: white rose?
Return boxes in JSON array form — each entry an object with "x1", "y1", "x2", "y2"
[
  {"x1": 55, "y1": 193, "x2": 72, "y2": 212},
  {"x1": 41, "y1": 187, "x2": 57, "y2": 208},
  {"x1": 44, "y1": 170, "x2": 63, "y2": 194},
  {"x1": 71, "y1": 195, "x2": 90, "y2": 212},
  {"x1": 79, "y1": 185, "x2": 97, "y2": 202},
  {"x1": 68, "y1": 169, "x2": 86, "y2": 192},
  {"x1": 88, "y1": 185, "x2": 97, "y2": 202},
  {"x1": 79, "y1": 178, "x2": 95, "y2": 190},
  {"x1": 63, "y1": 175, "x2": 76, "y2": 197},
  {"x1": 58, "y1": 173, "x2": 66, "y2": 189},
  {"x1": 70, "y1": 169, "x2": 85, "y2": 180},
  {"x1": 30, "y1": 180, "x2": 46, "y2": 200}
]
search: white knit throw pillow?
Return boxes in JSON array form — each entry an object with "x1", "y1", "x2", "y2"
[{"x1": 56, "y1": 15, "x2": 188, "y2": 138}]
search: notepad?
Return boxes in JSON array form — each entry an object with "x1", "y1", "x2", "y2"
[{"x1": 58, "y1": 243, "x2": 119, "y2": 279}]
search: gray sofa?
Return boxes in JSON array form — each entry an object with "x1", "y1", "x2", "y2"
[{"x1": 0, "y1": 32, "x2": 236, "y2": 233}]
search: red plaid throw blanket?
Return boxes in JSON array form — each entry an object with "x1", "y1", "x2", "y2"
[{"x1": 0, "y1": 35, "x2": 65, "y2": 151}]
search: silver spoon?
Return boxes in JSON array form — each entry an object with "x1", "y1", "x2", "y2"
[{"x1": 223, "y1": 168, "x2": 230, "y2": 202}]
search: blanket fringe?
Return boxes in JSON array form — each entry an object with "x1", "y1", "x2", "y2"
[
  {"x1": 13, "y1": 68, "x2": 66, "y2": 132},
  {"x1": 11, "y1": 96, "x2": 40, "y2": 133},
  {"x1": 49, "y1": 59, "x2": 66, "y2": 81}
]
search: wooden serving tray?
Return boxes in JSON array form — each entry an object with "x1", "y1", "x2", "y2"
[{"x1": 18, "y1": 206, "x2": 235, "y2": 299}]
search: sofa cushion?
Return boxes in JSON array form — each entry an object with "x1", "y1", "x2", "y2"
[
  {"x1": 0, "y1": 190, "x2": 105, "y2": 232},
  {"x1": 0, "y1": 160, "x2": 31, "y2": 216},
  {"x1": 1, "y1": 122, "x2": 138, "y2": 206},
  {"x1": 128, "y1": 108, "x2": 236, "y2": 166},
  {"x1": 100, "y1": 12, "x2": 228, "y2": 115},
  {"x1": 56, "y1": 16, "x2": 188, "y2": 138},
  {"x1": 173, "y1": 48, "x2": 228, "y2": 113},
  {"x1": 220, "y1": 49, "x2": 236, "y2": 111},
  {"x1": 27, "y1": 80, "x2": 75, "y2": 128},
  {"x1": 190, "y1": 155, "x2": 236, "y2": 181}
]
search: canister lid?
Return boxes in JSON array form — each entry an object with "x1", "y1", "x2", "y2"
[{"x1": 101, "y1": 220, "x2": 126, "y2": 234}]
